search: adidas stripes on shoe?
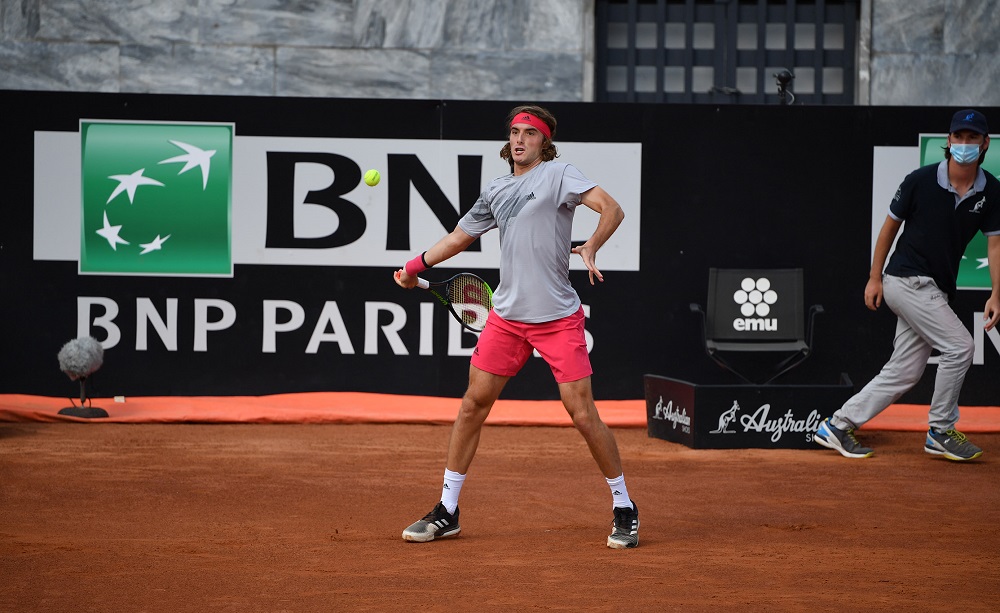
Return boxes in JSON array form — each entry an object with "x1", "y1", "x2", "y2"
[
  {"x1": 402, "y1": 502, "x2": 461, "y2": 542},
  {"x1": 607, "y1": 502, "x2": 639, "y2": 549}
]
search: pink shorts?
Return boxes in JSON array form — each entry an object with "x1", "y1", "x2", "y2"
[{"x1": 471, "y1": 307, "x2": 592, "y2": 383}]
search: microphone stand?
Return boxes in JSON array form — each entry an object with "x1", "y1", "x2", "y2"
[{"x1": 58, "y1": 376, "x2": 109, "y2": 418}]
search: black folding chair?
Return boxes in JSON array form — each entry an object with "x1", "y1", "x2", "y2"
[{"x1": 690, "y1": 268, "x2": 823, "y2": 384}]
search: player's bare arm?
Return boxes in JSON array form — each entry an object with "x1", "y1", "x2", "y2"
[
  {"x1": 984, "y1": 234, "x2": 1000, "y2": 331},
  {"x1": 395, "y1": 226, "x2": 477, "y2": 289},
  {"x1": 573, "y1": 185, "x2": 625, "y2": 285},
  {"x1": 865, "y1": 215, "x2": 902, "y2": 310}
]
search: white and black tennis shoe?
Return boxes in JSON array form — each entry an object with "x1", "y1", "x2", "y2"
[
  {"x1": 607, "y1": 502, "x2": 639, "y2": 549},
  {"x1": 402, "y1": 502, "x2": 461, "y2": 542}
]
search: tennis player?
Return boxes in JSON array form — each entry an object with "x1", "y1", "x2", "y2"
[{"x1": 393, "y1": 104, "x2": 639, "y2": 549}]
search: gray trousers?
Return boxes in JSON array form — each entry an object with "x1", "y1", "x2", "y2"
[{"x1": 832, "y1": 274, "x2": 975, "y2": 432}]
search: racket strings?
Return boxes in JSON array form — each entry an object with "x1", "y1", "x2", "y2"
[
  {"x1": 449, "y1": 275, "x2": 493, "y2": 328},
  {"x1": 449, "y1": 277, "x2": 492, "y2": 309}
]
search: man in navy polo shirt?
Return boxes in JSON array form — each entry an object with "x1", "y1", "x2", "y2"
[{"x1": 815, "y1": 109, "x2": 1000, "y2": 461}]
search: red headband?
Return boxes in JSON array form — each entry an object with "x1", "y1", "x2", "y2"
[{"x1": 510, "y1": 113, "x2": 551, "y2": 139}]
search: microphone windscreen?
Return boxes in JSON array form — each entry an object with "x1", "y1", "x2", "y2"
[{"x1": 57, "y1": 336, "x2": 104, "y2": 380}]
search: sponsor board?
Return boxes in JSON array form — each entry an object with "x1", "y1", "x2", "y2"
[
  {"x1": 35, "y1": 128, "x2": 642, "y2": 274},
  {"x1": 32, "y1": 122, "x2": 639, "y2": 367},
  {"x1": 644, "y1": 374, "x2": 853, "y2": 449}
]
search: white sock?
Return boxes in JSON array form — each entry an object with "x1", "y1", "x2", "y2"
[
  {"x1": 441, "y1": 469, "x2": 466, "y2": 514},
  {"x1": 606, "y1": 474, "x2": 632, "y2": 509}
]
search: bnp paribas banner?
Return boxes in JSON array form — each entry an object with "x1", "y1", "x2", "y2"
[
  {"x1": 34, "y1": 121, "x2": 642, "y2": 278},
  {"x1": 871, "y1": 133, "x2": 998, "y2": 291}
]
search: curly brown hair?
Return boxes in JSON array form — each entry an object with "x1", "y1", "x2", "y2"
[{"x1": 499, "y1": 105, "x2": 559, "y2": 172}]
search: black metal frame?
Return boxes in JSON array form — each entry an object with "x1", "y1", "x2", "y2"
[{"x1": 595, "y1": 0, "x2": 859, "y2": 104}]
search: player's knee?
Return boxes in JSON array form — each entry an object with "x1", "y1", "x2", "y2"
[
  {"x1": 459, "y1": 393, "x2": 494, "y2": 417},
  {"x1": 567, "y1": 404, "x2": 602, "y2": 431},
  {"x1": 459, "y1": 398, "x2": 490, "y2": 416}
]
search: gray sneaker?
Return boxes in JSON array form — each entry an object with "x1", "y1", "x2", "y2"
[
  {"x1": 814, "y1": 417, "x2": 874, "y2": 458},
  {"x1": 607, "y1": 502, "x2": 639, "y2": 549},
  {"x1": 402, "y1": 502, "x2": 461, "y2": 542},
  {"x1": 925, "y1": 429, "x2": 983, "y2": 461}
]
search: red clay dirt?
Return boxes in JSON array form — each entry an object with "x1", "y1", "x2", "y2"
[{"x1": 1, "y1": 423, "x2": 997, "y2": 612}]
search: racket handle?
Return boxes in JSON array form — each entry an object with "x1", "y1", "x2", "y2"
[{"x1": 416, "y1": 277, "x2": 429, "y2": 289}]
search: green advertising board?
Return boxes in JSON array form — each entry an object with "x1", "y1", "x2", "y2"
[{"x1": 80, "y1": 121, "x2": 233, "y2": 276}]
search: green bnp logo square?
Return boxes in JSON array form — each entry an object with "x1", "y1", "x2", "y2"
[
  {"x1": 919, "y1": 134, "x2": 998, "y2": 290},
  {"x1": 80, "y1": 121, "x2": 233, "y2": 276}
]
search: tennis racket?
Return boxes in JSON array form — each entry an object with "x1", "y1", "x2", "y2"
[{"x1": 416, "y1": 273, "x2": 494, "y2": 333}]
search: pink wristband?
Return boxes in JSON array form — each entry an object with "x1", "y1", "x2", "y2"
[{"x1": 404, "y1": 253, "x2": 429, "y2": 276}]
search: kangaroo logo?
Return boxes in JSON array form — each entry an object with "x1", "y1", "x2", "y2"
[
  {"x1": 710, "y1": 400, "x2": 740, "y2": 434},
  {"x1": 652, "y1": 396, "x2": 691, "y2": 430}
]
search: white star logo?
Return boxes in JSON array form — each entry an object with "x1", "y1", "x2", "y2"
[
  {"x1": 159, "y1": 140, "x2": 216, "y2": 190},
  {"x1": 95, "y1": 211, "x2": 130, "y2": 250},
  {"x1": 139, "y1": 234, "x2": 171, "y2": 255},
  {"x1": 962, "y1": 255, "x2": 991, "y2": 270},
  {"x1": 106, "y1": 168, "x2": 164, "y2": 204}
]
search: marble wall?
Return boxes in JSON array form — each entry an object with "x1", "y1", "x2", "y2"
[
  {"x1": 0, "y1": 0, "x2": 591, "y2": 100},
  {"x1": 868, "y1": 0, "x2": 1000, "y2": 105},
  {"x1": 0, "y1": 0, "x2": 997, "y2": 106}
]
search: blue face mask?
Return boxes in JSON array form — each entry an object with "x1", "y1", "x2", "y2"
[{"x1": 950, "y1": 143, "x2": 981, "y2": 165}]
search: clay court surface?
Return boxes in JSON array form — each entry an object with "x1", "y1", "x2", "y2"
[{"x1": 1, "y1": 422, "x2": 998, "y2": 612}]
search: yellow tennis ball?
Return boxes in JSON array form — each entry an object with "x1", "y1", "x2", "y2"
[{"x1": 364, "y1": 169, "x2": 380, "y2": 187}]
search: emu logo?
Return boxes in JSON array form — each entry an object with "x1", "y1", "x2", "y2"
[{"x1": 732, "y1": 277, "x2": 778, "y2": 331}]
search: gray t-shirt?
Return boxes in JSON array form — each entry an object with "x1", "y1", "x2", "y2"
[{"x1": 459, "y1": 161, "x2": 597, "y2": 323}]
